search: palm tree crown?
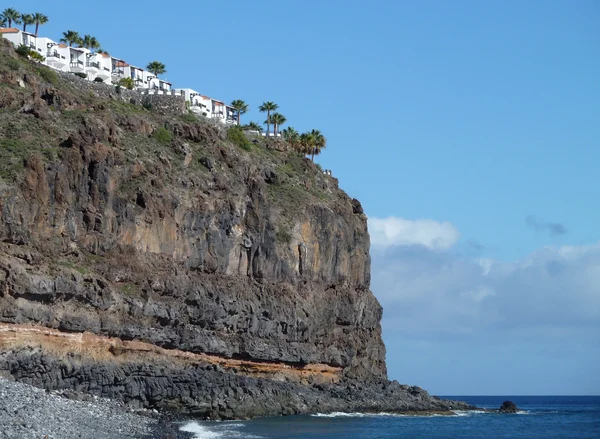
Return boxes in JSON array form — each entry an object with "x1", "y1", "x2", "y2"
[
  {"x1": 270, "y1": 113, "x2": 286, "y2": 136},
  {"x1": 21, "y1": 13, "x2": 34, "y2": 32},
  {"x1": 60, "y1": 30, "x2": 82, "y2": 47},
  {"x1": 146, "y1": 61, "x2": 166, "y2": 77},
  {"x1": 82, "y1": 35, "x2": 101, "y2": 51},
  {"x1": 281, "y1": 127, "x2": 299, "y2": 147},
  {"x1": 310, "y1": 129, "x2": 327, "y2": 161},
  {"x1": 230, "y1": 99, "x2": 248, "y2": 125},
  {"x1": 258, "y1": 101, "x2": 278, "y2": 135},
  {"x1": 246, "y1": 121, "x2": 263, "y2": 132},
  {"x1": 32, "y1": 12, "x2": 48, "y2": 36},
  {"x1": 1, "y1": 8, "x2": 21, "y2": 28}
]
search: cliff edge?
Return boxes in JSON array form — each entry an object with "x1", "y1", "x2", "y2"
[{"x1": 0, "y1": 39, "x2": 472, "y2": 419}]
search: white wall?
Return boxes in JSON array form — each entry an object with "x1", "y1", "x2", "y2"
[{"x1": 0, "y1": 29, "x2": 23, "y2": 46}]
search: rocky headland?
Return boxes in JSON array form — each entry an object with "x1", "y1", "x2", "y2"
[{"x1": 0, "y1": 37, "x2": 474, "y2": 426}]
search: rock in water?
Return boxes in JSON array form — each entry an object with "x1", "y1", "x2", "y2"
[{"x1": 499, "y1": 400, "x2": 519, "y2": 413}]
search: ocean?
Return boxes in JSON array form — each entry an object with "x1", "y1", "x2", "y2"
[{"x1": 177, "y1": 396, "x2": 600, "y2": 439}]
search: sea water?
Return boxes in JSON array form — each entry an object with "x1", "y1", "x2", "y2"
[{"x1": 178, "y1": 396, "x2": 600, "y2": 439}]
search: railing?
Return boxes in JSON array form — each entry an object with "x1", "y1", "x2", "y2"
[
  {"x1": 70, "y1": 61, "x2": 83, "y2": 68},
  {"x1": 46, "y1": 51, "x2": 60, "y2": 58},
  {"x1": 85, "y1": 61, "x2": 100, "y2": 69}
]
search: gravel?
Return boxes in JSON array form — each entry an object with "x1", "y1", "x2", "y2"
[{"x1": 0, "y1": 377, "x2": 181, "y2": 439}]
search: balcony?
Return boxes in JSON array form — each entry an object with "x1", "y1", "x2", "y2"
[
  {"x1": 69, "y1": 61, "x2": 85, "y2": 73},
  {"x1": 96, "y1": 66, "x2": 111, "y2": 81},
  {"x1": 46, "y1": 51, "x2": 67, "y2": 68},
  {"x1": 85, "y1": 61, "x2": 100, "y2": 70}
]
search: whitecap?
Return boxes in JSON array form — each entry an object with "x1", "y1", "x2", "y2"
[{"x1": 180, "y1": 422, "x2": 223, "y2": 439}]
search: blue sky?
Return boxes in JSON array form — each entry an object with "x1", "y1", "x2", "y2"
[{"x1": 12, "y1": 0, "x2": 599, "y2": 395}]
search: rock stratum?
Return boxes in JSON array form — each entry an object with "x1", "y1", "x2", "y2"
[{"x1": 0, "y1": 39, "x2": 473, "y2": 420}]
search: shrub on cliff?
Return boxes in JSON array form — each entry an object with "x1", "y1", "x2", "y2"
[
  {"x1": 153, "y1": 127, "x2": 172, "y2": 144},
  {"x1": 118, "y1": 77, "x2": 134, "y2": 90},
  {"x1": 37, "y1": 67, "x2": 58, "y2": 86},
  {"x1": 227, "y1": 125, "x2": 252, "y2": 151}
]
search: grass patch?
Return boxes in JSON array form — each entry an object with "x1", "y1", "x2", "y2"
[
  {"x1": 181, "y1": 111, "x2": 198, "y2": 123},
  {"x1": 153, "y1": 126, "x2": 172, "y2": 144},
  {"x1": 227, "y1": 125, "x2": 252, "y2": 151},
  {"x1": 118, "y1": 282, "x2": 140, "y2": 297},
  {"x1": 57, "y1": 260, "x2": 89, "y2": 275}
]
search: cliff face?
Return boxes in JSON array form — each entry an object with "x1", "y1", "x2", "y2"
[
  {"x1": 0, "y1": 39, "x2": 385, "y2": 384},
  {"x1": 0, "y1": 41, "x2": 476, "y2": 418}
]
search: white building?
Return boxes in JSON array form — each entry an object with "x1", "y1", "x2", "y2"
[{"x1": 1, "y1": 26, "x2": 237, "y2": 123}]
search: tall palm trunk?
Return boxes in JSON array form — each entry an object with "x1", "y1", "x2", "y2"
[
  {"x1": 237, "y1": 113, "x2": 240, "y2": 125},
  {"x1": 266, "y1": 110, "x2": 271, "y2": 135},
  {"x1": 35, "y1": 23, "x2": 39, "y2": 36},
  {"x1": 311, "y1": 148, "x2": 315, "y2": 162}
]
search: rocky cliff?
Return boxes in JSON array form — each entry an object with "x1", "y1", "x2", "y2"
[{"x1": 0, "y1": 39, "x2": 472, "y2": 419}]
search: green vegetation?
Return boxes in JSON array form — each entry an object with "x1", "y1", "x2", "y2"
[
  {"x1": 153, "y1": 126, "x2": 172, "y2": 144},
  {"x1": 20, "y1": 13, "x2": 34, "y2": 32},
  {"x1": 227, "y1": 125, "x2": 252, "y2": 151},
  {"x1": 118, "y1": 282, "x2": 139, "y2": 297},
  {"x1": 181, "y1": 111, "x2": 198, "y2": 123},
  {"x1": 118, "y1": 77, "x2": 134, "y2": 90},
  {"x1": 32, "y1": 12, "x2": 48, "y2": 36},
  {"x1": 37, "y1": 66, "x2": 58, "y2": 86},
  {"x1": 73, "y1": 72, "x2": 87, "y2": 79},
  {"x1": 259, "y1": 101, "x2": 278, "y2": 136},
  {"x1": 6, "y1": 58, "x2": 20, "y2": 71},
  {"x1": 244, "y1": 121, "x2": 262, "y2": 133},
  {"x1": 146, "y1": 61, "x2": 166, "y2": 77},
  {"x1": 60, "y1": 30, "x2": 82, "y2": 47},
  {"x1": 0, "y1": 8, "x2": 21, "y2": 28},
  {"x1": 270, "y1": 112, "x2": 286, "y2": 136},
  {"x1": 81, "y1": 34, "x2": 101, "y2": 51},
  {"x1": 57, "y1": 260, "x2": 89, "y2": 275},
  {"x1": 230, "y1": 99, "x2": 248, "y2": 125}
]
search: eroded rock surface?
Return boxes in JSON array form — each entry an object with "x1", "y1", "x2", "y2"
[{"x1": 0, "y1": 39, "x2": 472, "y2": 419}]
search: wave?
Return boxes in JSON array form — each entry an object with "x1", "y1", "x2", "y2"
[
  {"x1": 311, "y1": 411, "x2": 489, "y2": 418},
  {"x1": 179, "y1": 421, "x2": 263, "y2": 439}
]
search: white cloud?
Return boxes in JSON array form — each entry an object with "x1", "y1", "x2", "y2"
[
  {"x1": 368, "y1": 217, "x2": 460, "y2": 250},
  {"x1": 371, "y1": 239, "x2": 600, "y2": 337}
]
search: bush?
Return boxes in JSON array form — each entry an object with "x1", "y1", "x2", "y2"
[
  {"x1": 94, "y1": 77, "x2": 104, "y2": 83},
  {"x1": 29, "y1": 51, "x2": 45, "y2": 62},
  {"x1": 152, "y1": 127, "x2": 172, "y2": 144},
  {"x1": 37, "y1": 67, "x2": 58, "y2": 86},
  {"x1": 73, "y1": 72, "x2": 87, "y2": 79},
  {"x1": 227, "y1": 126, "x2": 252, "y2": 151},
  {"x1": 6, "y1": 58, "x2": 20, "y2": 71},
  {"x1": 15, "y1": 44, "x2": 31, "y2": 57},
  {"x1": 118, "y1": 77, "x2": 134, "y2": 90},
  {"x1": 181, "y1": 111, "x2": 198, "y2": 123}
]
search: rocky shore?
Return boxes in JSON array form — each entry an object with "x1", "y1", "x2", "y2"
[{"x1": 0, "y1": 377, "x2": 183, "y2": 439}]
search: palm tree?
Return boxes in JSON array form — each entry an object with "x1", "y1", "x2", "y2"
[
  {"x1": 259, "y1": 101, "x2": 278, "y2": 136},
  {"x1": 299, "y1": 132, "x2": 315, "y2": 157},
  {"x1": 82, "y1": 35, "x2": 101, "y2": 51},
  {"x1": 1, "y1": 8, "x2": 21, "y2": 28},
  {"x1": 60, "y1": 30, "x2": 82, "y2": 47},
  {"x1": 230, "y1": 99, "x2": 248, "y2": 125},
  {"x1": 245, "y1": 121, "x2": 263, "y2": 132},
  {"x1": 146, "y1": 61, "x2": 166, "y2": 77},
  {"x1": 281, "y1": 127, "x2": 299, "y2": 148},
  {"x1": 310, "y1": 129, "x2": 327, "y2": 161},
  {"x1": 21, "y1": 13, "x2": 34, "y2": 32},
  {"x1": 270, "y1": 113, "x2": 287, "y2": 136},
  {"x1": 32, "y1": 13, "x2": 48, "y2": 36}
]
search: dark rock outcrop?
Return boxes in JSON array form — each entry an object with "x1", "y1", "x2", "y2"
[{"x1": 499, "y1": 401, "x2": 519, "y2": 413}]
